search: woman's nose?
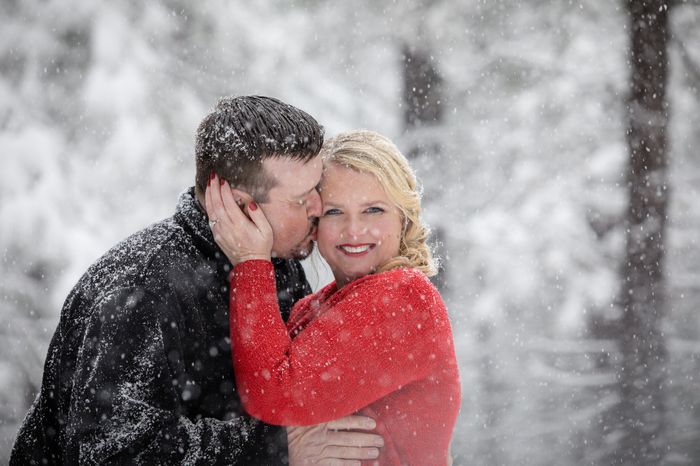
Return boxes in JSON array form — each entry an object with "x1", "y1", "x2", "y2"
[{"x1": 342, "y1": 216, "x2": 368, "y2": 240}]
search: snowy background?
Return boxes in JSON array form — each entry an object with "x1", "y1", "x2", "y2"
[{"x1": 2, "y1": 0, "x2": 700, "y2": 464}]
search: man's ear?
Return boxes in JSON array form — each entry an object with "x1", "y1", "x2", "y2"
[{"x1": 230, "y1": 188, "x2": 254, "y2": 209}]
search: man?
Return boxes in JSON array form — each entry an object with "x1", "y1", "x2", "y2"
[{"x1": 11, "y1": 96, "x2": 383, "y2": 464}]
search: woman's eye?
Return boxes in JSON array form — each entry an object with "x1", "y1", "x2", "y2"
[
  {"x1": 366, "y1": 206, "x2": 385, "y2": 214},
  {"x1": 323, "y1": 208, "x2": 341, "y2": 216}
]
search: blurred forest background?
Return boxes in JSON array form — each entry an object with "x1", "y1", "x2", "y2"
[{"x1": 2, "y1": 0, "x2": 700, "y2": 464}]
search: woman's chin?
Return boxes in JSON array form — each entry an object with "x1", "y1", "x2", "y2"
[{"x1": 336, "y1": 268, "x2": 373, "y2": 284}]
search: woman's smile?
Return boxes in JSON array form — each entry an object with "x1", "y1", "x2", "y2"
[{"x1": 337, "y1": 243, "x2": 375, "y2": 255}]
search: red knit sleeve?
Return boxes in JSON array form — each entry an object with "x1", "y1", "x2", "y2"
[{"x1": 229, "y1": 260, "x2": 450, "y2": 426}]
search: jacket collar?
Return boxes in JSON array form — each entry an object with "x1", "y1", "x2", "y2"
[{"x1": 174, "y1": 187, "x2": 227, "y2": 263}]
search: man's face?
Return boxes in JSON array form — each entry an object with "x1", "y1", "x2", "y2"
[{"x1": 259, "y1": 155, "x2": 323, "y2": 260}]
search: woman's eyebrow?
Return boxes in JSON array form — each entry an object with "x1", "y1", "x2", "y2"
[
  {"x1": 323, "y1": 200, "x2": 388, "y2": 208},
  {"x1": 361, "y1": 200, "x2": 389, "y2": 207}
]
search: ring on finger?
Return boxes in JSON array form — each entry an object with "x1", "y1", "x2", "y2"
[{"x1": 208, "y1": 218, "x2": 219, "y2": 228}]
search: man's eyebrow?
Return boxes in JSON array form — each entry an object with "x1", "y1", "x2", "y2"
[{"x1": 294, "y1": 184, "x2": 319, "y2": 198}]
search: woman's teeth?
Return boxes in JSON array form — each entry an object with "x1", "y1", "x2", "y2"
[{"x1": 340, "y1": 245, "x2": 371, "y2": 253}]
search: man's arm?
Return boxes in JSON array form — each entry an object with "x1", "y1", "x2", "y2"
[
  {"x1": 65, "y1": 287, "x2": 261, "y2": 465},
  {"x1": 288, "y1": 416, "x2": 384, "y2": 466}
]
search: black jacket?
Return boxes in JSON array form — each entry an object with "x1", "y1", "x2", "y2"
[{"x1": 11, "y1": 189, "x2": 311, "y2": 465}]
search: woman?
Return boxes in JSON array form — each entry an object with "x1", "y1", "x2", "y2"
[{"x1": 206, "y1": 130, "x2": 461, "y2": 465}]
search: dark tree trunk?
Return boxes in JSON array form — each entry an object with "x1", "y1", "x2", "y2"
[
  {"x1": 401, "y1": 43, "x2": 448, "y2": 292},
  {"x1": 614, "y1": 1, "x2": 671, "y2": 464},
  {"x1": 402, "y1": 44, "x2": 444, "y2": 130}
]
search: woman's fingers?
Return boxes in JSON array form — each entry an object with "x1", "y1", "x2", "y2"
[
  {"x1": 210, "y1": 174, "x2": 235, "y2": 227},
  {"x1": 206, "y1": 174, "x2": 224, "y2": 223},
  {"x1": 218, "y1": 177, "x2": 245, "y2": 222},
  {"x1": 209, "y1": 174, "x2": 247, "y2": 236},
  {"x1": 204, "y1": 173, "x2": 215, "y2": 219},
  {"x1": 217, "y1": 176, "x2": 272, "y2": 243},
  {"x1": 244, "y1": 201, "x2": 273, "y2": 255},
  {"x1": 204, "y1": 174, "x2": 272, "y2": 263},
  {"x1": 245, "y1": 201, "x2": 273, "y2": 238}
]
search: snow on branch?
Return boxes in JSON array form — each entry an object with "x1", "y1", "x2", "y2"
[{"x1": 672, "y1": 35, "x2": 700, "y2": 87}]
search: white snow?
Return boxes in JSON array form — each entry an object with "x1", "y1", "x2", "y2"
[{"x1": 2, "y1": 0, "x2": 700, "y2": 464}]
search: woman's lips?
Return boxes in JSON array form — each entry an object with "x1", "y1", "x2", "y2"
[{"x1": 337, "y1": 244, "x2": 374, "y2": 256}]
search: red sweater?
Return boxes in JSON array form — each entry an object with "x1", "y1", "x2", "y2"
[{"x1": 229, "y1": 260, "x2": 461, "y2": 465}]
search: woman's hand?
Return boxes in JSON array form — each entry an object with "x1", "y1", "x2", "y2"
[{"x1": 205, "y1": 173, "x2": 273, "y2": 265}]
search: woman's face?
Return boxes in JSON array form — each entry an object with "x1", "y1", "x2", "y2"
[{"x1": 317, "y1": 162, "x2": 403, "y2": 288}]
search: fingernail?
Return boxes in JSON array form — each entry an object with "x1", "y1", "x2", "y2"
[
  {"x1": 375, "y1": 437, "x2": 384, "y2": 447},
  {"x1": 367, "y1": 448, "x2": 379, "y2": 458},
  {"x1": 220, "y1": 178, "x2": 226, "y2": 186},
  {"x1": 209, "y1": 172, "x2": 216, "y2": 181},
  {"x1": 249, "y1": 202, "x2": 258, "y2": 211},
  {"x1": 366, "y1": 418, "x2": 376, "y2": 429}
]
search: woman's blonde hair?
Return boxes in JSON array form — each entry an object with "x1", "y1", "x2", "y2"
[{"x1": 319, "y1": 130, "x2": 438, "y2": 277}]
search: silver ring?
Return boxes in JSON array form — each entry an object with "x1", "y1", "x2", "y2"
[{"x1": 208, "y1": 219, "x2": 218, "y2": 228}]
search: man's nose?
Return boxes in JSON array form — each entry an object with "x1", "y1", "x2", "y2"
[{"x1": 306, "y1": 189, "x2": 322, "y2": 218}]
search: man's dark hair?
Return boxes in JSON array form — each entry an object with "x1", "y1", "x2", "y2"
[{"x1": 195, "y1": 95, "x2": 324, "y2": 202}]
